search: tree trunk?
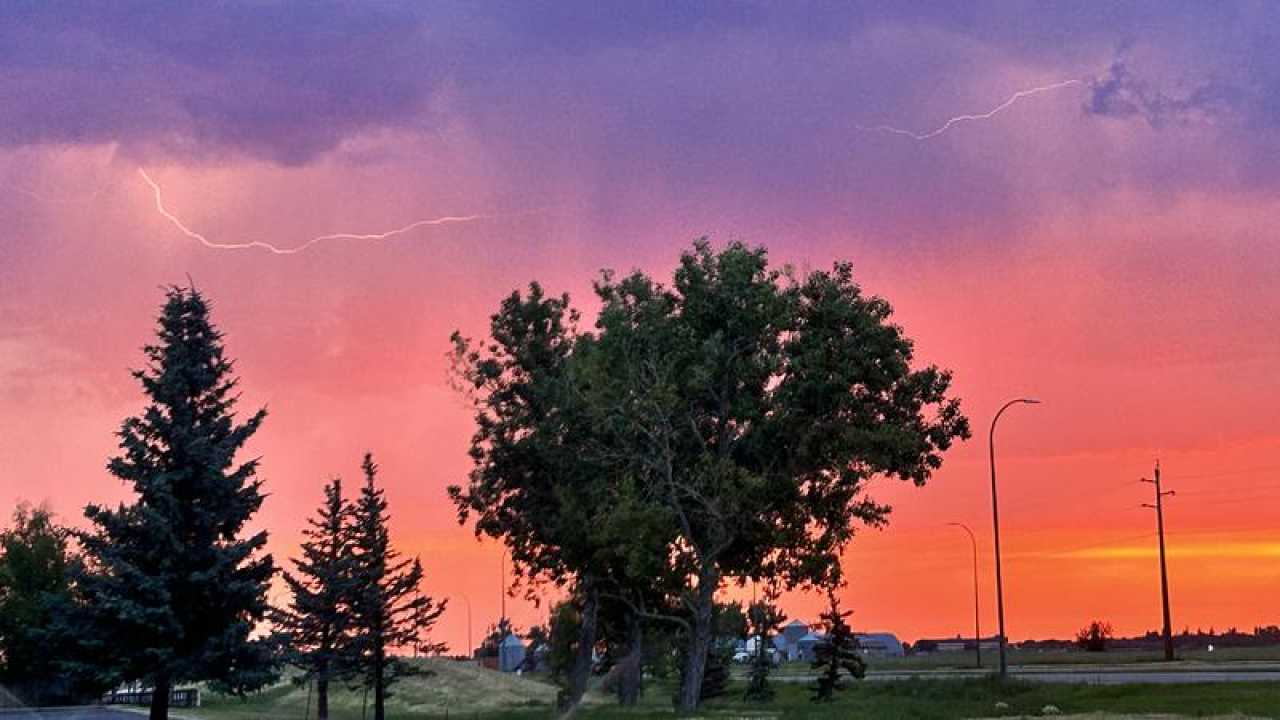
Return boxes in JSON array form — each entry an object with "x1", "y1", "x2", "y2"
[
  {"x1": 149, "y1": 672, "x2": 171, "y2": 720},
  {"x1": 373, "y1": 645, "x2": 386, "y2": 720},
  {"x1": 617, "y1": 611, "x2": 644, "y2": 706},
  {"x1": 561, "y1": 581, "x2": 599, "y2": 711},
  {"x1": 316, "y1": 672, "x2": 330, "y2": 720},
  {"x1": 677, "y1": 564, "x2": 717, "y2": 712}
]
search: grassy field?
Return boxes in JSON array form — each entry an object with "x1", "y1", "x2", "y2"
[
  {"x1": 187, "y1": 661, "x2": 1280, "y2": 720},
  {"x1": 192, "y1": 659, "x2": 556, "y2": 720}
]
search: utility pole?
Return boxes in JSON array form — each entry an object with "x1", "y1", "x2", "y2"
[{"x1": 1141, "y1": 460, "x2": 1176, "y2": 662}]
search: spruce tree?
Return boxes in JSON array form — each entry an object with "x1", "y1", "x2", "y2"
[
  {"x1": 348, "y1": 453, "x2": 446, "y2": 720},
  {"x1": 76, "y1": 285, "x2": 279, "y2": 720},
  {"x1": 276, "y1": 478, "x2": 354, "y2": 720},
  {"x1": 744, "y1": 593, "x2": 785, "y2": 703},
  {"x1": 810, "y1": 592, "x2": 865, "y2": 702}
]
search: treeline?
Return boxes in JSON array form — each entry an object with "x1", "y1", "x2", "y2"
[
  {"x1": 1020, "y1": 625, "x2": 1280, "y2": 653},
  {"x1": 2, "y1": 240, "x2": 970, "y2": 717},
  {"x1": 448, "y1": 240, "x2": 969, "y2": 711},
  {"x1": 0, "y1": 286, "x2": 442, "y2": 720}
]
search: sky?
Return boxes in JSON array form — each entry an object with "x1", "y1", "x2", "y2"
[{"x1": 2, "y1": 1, "x2": 1278, "y2": 651}]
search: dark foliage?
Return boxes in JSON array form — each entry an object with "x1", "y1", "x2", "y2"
[
  {"x1": 1076, "y1": 620, "x2": 1114, "y2": 652},
  {"x1": 451, "y1": 241, "x2": 969, "y2": 712},
  {"x1": 347, "y1": 453, "x2": 446, "y2": 720},
  {"x1": 73, "y1": 285, "x2": 279, "y2": 720},
  {"x1": 273, "y1": 478, "x2": 356, "y2": 720},
  {"x1": 0, "y1": 504, "x2": 92, "y2": 705},
  {"x1": 811, "y1": 593, "x2": 865, "y2": 702},
  {"x1": 744, "y1": 593, "x2": 786, "y2": 702}
]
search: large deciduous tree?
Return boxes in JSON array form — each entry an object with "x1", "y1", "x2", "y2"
[
  {"x1": 275, "y1": 478, "x2": 355, "y2": 720},
  {"x1": 452, "y1": 241, "x2": 969, "y2": 712},
  {"x1": 75, "y1": 285, "x2": 279, "y2": 720},
  {"x1": 585, "y1": 241, "x2": 969, "y2": 709},
  {"x1": 448, "y1": 284, "x2": 624, "y2": 709},
  {"x1": 348, "y1": 453, "x2": 445, "y2": 720}
]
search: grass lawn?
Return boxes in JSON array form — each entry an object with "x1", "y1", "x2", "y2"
[{"x1": 189, "y1": 668, "x2": 1280, "y2": 720}]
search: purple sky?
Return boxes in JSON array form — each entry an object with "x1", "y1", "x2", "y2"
[{"x1": 2, "y1": 2, "x2": 1279, "y2": 647}]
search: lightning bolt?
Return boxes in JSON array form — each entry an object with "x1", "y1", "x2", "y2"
[
  {"x1": 138, "y1": 168, "x2": 488, "y2": 255},
  {"x1": 856, "y1": 79, "x2": 1082, "y2": 140}
]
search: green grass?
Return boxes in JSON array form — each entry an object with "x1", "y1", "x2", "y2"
[
  {"x1": 189, "y1": 659, "x2": 557, "y2": 720},
  {"x1": 189, "y1": 672, "x2": 1280, "y2": 720}
]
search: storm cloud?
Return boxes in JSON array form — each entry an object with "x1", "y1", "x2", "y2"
[
  {"x1": 2, "y1": 0, "x2": 1279, "y2": 199},
  {"x1": 0, "y1": 2, "x2": 443, "y2": 164}
]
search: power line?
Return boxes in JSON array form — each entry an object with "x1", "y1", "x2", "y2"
[
  {"x1": 1161, "y1": 464, "x2": 1280, "y2": 481},
  {"x1": 1175, "y1": 482, "x2": 1280, "y2": 497},
  {"x1": 1001, "y1": 478, "x2": 1144, "y2": 514},
  {"x1": 1007, "y1": 532, "x2": 1156, "y2": 559}
]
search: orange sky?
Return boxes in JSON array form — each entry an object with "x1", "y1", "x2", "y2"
[
  {"x1": 3, "y1": 167, "x2": 1276, "y2": 650},
  {"x1": 3, "y1": 5, "x2": 1280, "y2": 652}
]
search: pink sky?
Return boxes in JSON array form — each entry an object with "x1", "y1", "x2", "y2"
[{"x1": 3, "y1": 4, "x2": 1279, "y2": 651}]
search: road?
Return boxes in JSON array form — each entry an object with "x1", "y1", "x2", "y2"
[
  {"x1": 0, "y1": 709, "x2": 140, "y2": 720},
  {"x1": 773, "y1": 663, "x2": 1280, "y2": 685},
  {"x1": 875, "y1": 669, "x2": 1280, "y2": 684}
]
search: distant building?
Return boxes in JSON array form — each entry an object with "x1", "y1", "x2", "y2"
[
  {"x1": 796, "y1": 631, "x2": 825, "y2": 662},
  {"x1": 498, "y1": 634, "x2": 526, "y2": 672},
  {"x1": 913, "y1": 635, "x2": 1001, "y2": 654},
  {"x1": 779, "y1": 619, "x2": 811, "y2": 660},
  {"x1": 855, "y1": 632, "x2": 906, "y2": 657},
  {"x1": 770, "y1": 620, "x2": 906, "y2": 661}
]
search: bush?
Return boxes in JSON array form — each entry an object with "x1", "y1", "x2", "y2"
[{"x1": 1075, "y1": 621, "x2": 1113, "y2": 652}]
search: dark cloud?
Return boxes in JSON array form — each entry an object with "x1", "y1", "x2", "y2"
[
  {"x1": 2, "y1": 0, "x2": 1279, "y2": 205},
  {"x1": 1085, "y1": 47, "x2": 1252, "y2": 129},
  {"x1": 0, "y1": 2, "x2": 444, "y2": 164}
]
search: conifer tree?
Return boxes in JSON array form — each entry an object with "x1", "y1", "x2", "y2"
[
  {"x1": 76, "y1": 285, "x2": 278, "y2": 720},
  {"x1": 276, "y1": 478, "x2": 354, "y2": 720},
  {"x1": 744, "y1": 591, "x2": 786, "y2": 703},
  {"x1": 348, "y1": 453, "x2": 446, "y2": 720},
  {"x1": 810, "y1": 591, "x2": 865, "y2": 702}
]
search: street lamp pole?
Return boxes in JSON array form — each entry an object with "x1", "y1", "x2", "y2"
[
  {"x1": 990, "y1": 397, "x2": 1040, "y2": 679},
  {"x1": 458, "y1": 592, "x2": 473, "y2": 661},
  {"x1": 948, "y1": 522, "x2": 981, "y2": 669}
]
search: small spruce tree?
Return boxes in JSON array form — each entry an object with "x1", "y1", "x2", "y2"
[
  {"x1": 744, "y1": 592, "x2": 786, "y2": 702},
  {"x1": 275, "y1": 478, "x2": 355, "y2": 720},
  {"x1": 811, "y1": 592, "x2": 865, "y2": 702},
  {"x1": 348, "y1": 453, "x2": 446, "y2": 720},
  {"x1": 699, "y1": 648, "x2": 730, "y2": 700},
  {"x1": 76, "y1": 285, "x2": 279, "y2": 720}
]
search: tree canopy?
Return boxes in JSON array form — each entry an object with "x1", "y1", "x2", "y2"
[
  {"x1": 451, "y1": 240, "x2": 969, "y2": 711},
  {"x1": 0, "y1": 503, "x2": 79, "y2": 704}
]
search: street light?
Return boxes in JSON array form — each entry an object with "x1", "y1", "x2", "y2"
[
  {"x1": 990, "y1": 397, "x2": 1040, "y2": 679},
  {"x1": 947, "y1": 522, "x2": 981, "y2": 669},
  {"x1": 457, "y1": 592, "x2": 473, "y2": 661}
]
